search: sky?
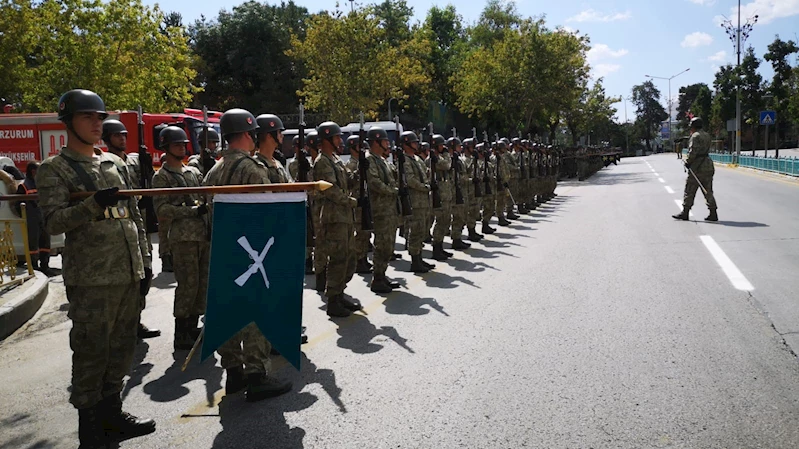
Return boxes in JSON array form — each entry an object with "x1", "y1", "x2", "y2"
[{"x1": 144, "y1": 0, "x2": 799, "y2": 122}]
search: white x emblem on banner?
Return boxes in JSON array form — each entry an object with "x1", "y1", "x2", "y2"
[{"x1": 234, "y1": 236, "x2": 274, "y2": 288}]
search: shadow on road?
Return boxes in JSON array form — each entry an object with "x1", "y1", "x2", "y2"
[
  {"x1": 151, "y1": 271, "x2": 176, "y2": 289},
  {"x1": 442, "y1": 255, "x2": 497, "y2": 273},
  {"x1": 0, "y1": 413, "x2": 63, "y2": 449},
  {"x1": 420, "y1": 270, "x2": 479, "y2": 289},
  {"x1": 121, "y1": 341, "x2": 152, "y2": 400},
  {"x1": 335, "y1": 313, "x2": 414, "y2": 354},
  {"x1": 703, "y1": 220, "x2": 769, "y2": 228},
  {"x1": 466, "y1": 247, "x2": 515, "y2": 260},
  {"x1": 383, "y1": 290, "x2": 449, "y2": 317},
  {"x1": 478, "y1": 238, "x2": 522, "y2": 248},
  {"x1": 142, "y1": 347, "x2": 224, "y2": 408}
]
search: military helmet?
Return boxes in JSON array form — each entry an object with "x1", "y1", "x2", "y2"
[
  {"x1": 462, "y1": 137, "x2": 475, "y2": 149},
  {"x1": 511, "y1": 137, "x2": 521, "y2": 146},
  {"x1": 220, "y1": 108, "x2": 258, "y2": 137},
  {"x1": 447, "y1": 137, "x2": 462, "y2": 148},
  {"x1": 431, "y1": 134, "x2": 446, "y2": 146},
  {"x1": 690, "y1": 117, "x2": 703, "y2": 130},
  {"x1": 421, "y1": 142, "x2": 431, "y2": 151},
  {"x1": 199, "y1": 127, "x2": 220, "y2": 143},
  {"x1": 496, "y1": 141, "x2": 508, "y2": 151},
  {"x1": 367, "y1": 126, "x2": 389, "y2": 142},
  {"x1": 306, "y1": 131, "x2": 320, "y2": 149},
  {"x1": 255, "y1": 114, "x2": 285, "y2": 134},
  {"x1": 158, "y1": 126, "x2": 190, "y2": 150},
  {"x1": 399, "y1": 131, "x2": 419, "y2": 146},
  {"x1": 500, "y1": 137, "x2": 510, "y2": 145},
  {"x1": 57, "y1": 89, "x2": 108, "y2": 121},
  {"x1": 292, "y1": 135, "x2": 300, "y2": 146},
  {"x1": 102, "y1": 119, "x2": 127, "y2": 140},
  {"x1": 317, "y1": 121, "x2": 342, "y2": 139},
  {"x1": 347, "y1": 135, "x2": 360, "y2": 149}
]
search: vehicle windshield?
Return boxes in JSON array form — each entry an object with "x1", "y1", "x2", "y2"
[{"x1": 187, "y1": 117, "x2": 221, "y2": 155}]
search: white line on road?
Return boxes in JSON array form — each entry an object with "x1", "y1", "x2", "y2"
[
  {"x1": 674, "y1": 199, "x2": 694, "y2": 217},
  {"x1": 653, "y1": 172, "x2": 659, "y2": 176},
  {"x1": 658, "y1": 178, "x2": 666, "y2": 183},
  {"x1": 665, "y1": 186, "x2": 675, "y2": 194},
  {"x1": 700, "y1": 235, "x2": 755, "y2": 291}
]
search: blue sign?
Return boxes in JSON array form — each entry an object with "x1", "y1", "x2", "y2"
[
  {"x1": 760, "y1": 111, "x2": 776, "y2": 125},
  {"x1": 660, "y1": 121, "x2": 670, "y2": 139}
]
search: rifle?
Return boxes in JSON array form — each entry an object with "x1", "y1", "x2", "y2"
[
  {"x1": 358, "y1": 112, "x2": 374, "y2": 230},
  {"x1": 518, "y1": 131, "x2": 527, "y2": 181},
  {"x1": 494, "y1": 132, "x2": 502, "y2": 195},
  {"x1": 428, "y1": 123, "x2": 442, "y2": 209},
  {"x1": 394, "y1": 116, "x2": 412, "y2": 217},
  {"x1": 452, "y1": 127, "x2": 464, "y2": 205},
  {"x1": 298, "y1": 102, "x2": 314, "y2": 248},
  {"x1": 482, "y1": 131, "x2": 492, "y2": 195},
  {"x1": 137, "y1": 105, "x2": 158, "y2": 233},
  {"x1": 471, "y1": 127, "x2": 482, "y2": 199},
  {"x1": 201, "y1": 106, "x2": 216, "y2": 175}
]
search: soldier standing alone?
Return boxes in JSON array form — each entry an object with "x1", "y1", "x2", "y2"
[{"x1": 673, "y1": 117, "x2": 718, "y2": 222}]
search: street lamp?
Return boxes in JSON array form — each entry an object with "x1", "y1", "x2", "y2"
[
  {"x1": 721, "y1": 1, "x2": 758, "y2": 162},
  {"x1": 387, "y1": 97, "x2": 398, "y2": 121},
  {"x1": 645, "y1": 68, "x2": 690, "y2": 155},
  {"x1": 623, "y1": 95, "x2": 633, "y2": 153}
]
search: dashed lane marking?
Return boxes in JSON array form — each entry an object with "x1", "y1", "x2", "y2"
[
  {"x1": 700, "y1": 235, "x2": 755, "y2": 291},
  {"x1": 658, "y1": 178, "x2": 666, "y2": 183},
  {"x1": 674, "y1": 199, "x2": 694, "y2": 217},
  {"x1": 665, "y1": 186, "x2": 675, "y2": 194}
]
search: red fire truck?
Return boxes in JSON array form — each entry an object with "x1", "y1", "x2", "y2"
[{"x1": 0, "y1": 108, "x2": 222, "y2": 170}]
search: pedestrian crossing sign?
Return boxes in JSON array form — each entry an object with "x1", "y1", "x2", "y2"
[{"x1": 760, "y1": 111, "x2": 776, "y2": 125}]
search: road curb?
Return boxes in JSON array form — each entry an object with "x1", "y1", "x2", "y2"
[{"x1": 0, "y1": 271, "x2": 49, "y2": 341}]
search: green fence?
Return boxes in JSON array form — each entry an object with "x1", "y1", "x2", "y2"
[{"x1": 704, "y1": 153, "x2": 799, "y2": 177}]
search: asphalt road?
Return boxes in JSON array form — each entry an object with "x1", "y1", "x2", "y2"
[{"x1": 1, "y1": 154, "x2": 799, "y2": 449}]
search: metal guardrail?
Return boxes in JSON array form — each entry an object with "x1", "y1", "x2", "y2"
[
  {"x1": 0, "y1": 203, "x2": 35, "y2": 288},
  {"x1": 706, "y1": 153, "x2": 799, "y2": 177}
]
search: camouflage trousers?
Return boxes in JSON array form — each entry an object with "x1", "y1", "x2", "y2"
[
  {"x1": 451, "y1": 187, "x2": 469, "y2": 239},
  {"x1": 405, "y1": 211, "x2": 428, "y2": 256},
  {"x1": 482, "y1": 192, "x2": 495, "y2": 225},
  {"x1": 432, "y1": 202, "x2": 452, "y2": 243},
  {"x1": 373, "y1": 215, "x2": 398, "y2": 275},
  {"x1": 312, "y1": 203, "x2": 325, "y2": 273},
  {"x1": 468, "y1": 196, "x2": 482, "y2": 230},
  {"x1": 172, "y1": 240, "x2": 210, "y2": 318},
  {"x1": 323, "y1": 224, "x2": 355, "y2": 296},
  {"x1": 495, "y1": 188, "x2": 507, "y2": 217},
  {"x1": 353, "y1": 207, "x2": 371, "y2": 260},
  {"x1": 682, "y1": 170, "x2": 717, "y2": 211},
  {"x1": 67, "y1": 283, "x2": 139, "y2": 409},
  {"x1": 158, "y1": 220, "x2": 170, "y2": 258},
  {"x1": 218, "y1": 322, "x2": 271, "y2": 375}
]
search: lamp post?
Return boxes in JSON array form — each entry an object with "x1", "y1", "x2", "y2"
[
  {"x1": 645, "y1": 68, "x2": 690, "y2": 156},
  {"x1": 387, "y1": 97, "x2": 398, "y2": 121},
  {"x1": 721, "y1": 1, "x2": 758, "y2": 163},
  {"x1": 623, "y1": 95, "x2": 633, "y2": 153}
]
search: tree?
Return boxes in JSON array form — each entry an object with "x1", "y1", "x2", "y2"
[
  {"x1": 689, "y1": 85, "x2": 712, "y2": 129},
  {"x1": 289, "y1": 8, "x2": 430, "y2": 123},
  {"x1": 676, "y1": 83, "x2": 710, "y2": 128},
  {"x1": 190, "y1": 1, "x2": 310, "y2": 114},
  {"x1": 420, "y1": 5, "x2": 466, "y2": 107},
  {"x1": 469, "y1": 0, "x2": 521, "y2": 47},
  {"x1": 369, "y1": 0, "x2": 413, "y2": 47},
  {"x1": 739, "y1": 46, "x2": 764, "y2": 150},
  {"x1": 631, "y1": 80, "x2": 667, "y2": 151},
  {"x1": 710, "y1": 64, "x2": 736, "y2": 137},
  {"x1": 564, "y1": 77, "x2": 619, "y2": 144},
  {"x1": 764, "y1": 36, "x2": 798, "y2": 143}
]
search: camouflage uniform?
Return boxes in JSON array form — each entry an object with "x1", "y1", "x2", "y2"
[
  {"x1": 431, "y1": 152, "x2": 453, "y2": 243},
  {"x1": 187, "y1": 152, "x2": 216, "y2": 177},
  {"x1": 255, "y1": 152, "x2": 293, "y2": 184},
  {"x1": 203, "y1": 148, "x2": 273, "y2": 375},
  {"x1": 345, "y1": 155, "x2": 371, "y2": 262},
  {"x1": 481, "y1": 155, "x2": 496, "y2": 227},
  {"x1": 464, "y1": 154, "x2": 482, "y2": 233},
  {"x1": 37, "y1": 147, "x2": 149, "y2": 410},
  {"x1": 450, "y1": 153, "x2": 469, "y2": 240},
  {"x1": 496, "y1": 152, "x2": 511, "y2": 217},
  {"x1": 290, "y1": 155, "x2": 320, "y2": 270},
  {"x1": 366, "y1": 152, "x2": 399, "y2": 277},
  {"x1": 682, "y1": 130, "x2": 717, "y2": 212},
  {"x1": 404, "y1": 153, "x2": 430, "y2": 257},
  {"x1": 312, "y1": 152, "x2": 357, "y2": 296},
  {"x1": 152, "y1": 164, "x2": 209, "y2": 319},
  {"x1": 506, "y1": 150, "x2": 520, "y2": 214}
]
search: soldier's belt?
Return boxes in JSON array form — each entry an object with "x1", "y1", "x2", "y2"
[{"x1": 97, "y1": 206, "x2": 131, "y2": 220}]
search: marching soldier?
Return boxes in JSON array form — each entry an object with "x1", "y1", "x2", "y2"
[
  {"x1": 420, "y1": 141, "x2": 433, "y2": 243},
  {"x1": 399, "y1": 131, "x2": 435, "y2": 273},
  {"x1": 187, "y1": 126, "x2": 220, "y2": 176},
  {"x1": 448, "y1": 137, "x2": 471, "y2": 250},
  {"x1": 462, "y1": 139, "x2": 483, "y2": 242},
  {"x1": 344, "y1": 135, "x2": 373, "y2": 274},
  {"x1": 494, "y1": 141, "x2": 512, "y2": 226},
  {"x1": 366, "y1": 127, "x2": 401, "y2": 292},
  {"x1": 312, "y1": 122, "x2": 360, "y2": 317},
  {"x1": 203, "y1": 108, "x2": 293, "y2": 402},
  {"x1": 673, "y1": 117, "x2": 718, "y2": 222},
  {"x1": 102, "y1": 119, "x2": 160, "y2": 339},
  {"x1": 151, "y1": 126, "x2": 208, "y2": 350},
  {"x1": 430, "y1": 134, "x2": 453, "y2": 261},
  {"x1": 38, "y1": 89, "x2": 155, "y2": 448}
]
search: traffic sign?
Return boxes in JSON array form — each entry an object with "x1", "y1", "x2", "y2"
[{"x1": 760, "y1": 111, "x2": 776, "y2": 126}]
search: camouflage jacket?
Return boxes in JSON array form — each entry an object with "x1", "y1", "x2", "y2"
[
  {"x1": 433, "y1": 151, "x2": 453, "y2": 201},
  {"x1": 498, "y1": 152, "x2": 514, "y2": 183},
  {"x1": 404, "y1": 153, "x2": 430, "y2": 211},
  {"x1": 345, "y1": 155, "x2": 361, "y2": 196},
  {"x1": 453, "y1": 153, "x2": 470, "y2": 188},
  {"x1": 36, "y1": 147, "x2": 149, "y2": 286},
  {"x1": 187, "y1": 152, "x2": 217, "y2": 177},
  {"x1": 687, "y1": 130, "x2": 713, "y2": 174},
  {"x1": 313, "y1": 152, "x2": 356, "y2": 224},
  {"x1": 152, "y1": 163, "x2": 208, "y2": 242},
  {"x1": 366, "y1": 153, "x2": 399, "y2": 219},
  {"x1": 204, "y1": 148, "x2": 271, "y2": 187},
  {"x1": 288, "y1": 153, "x2": 315, "y2": 182},
  {"x1": 254, "y1": 152, "x2": 293, "y2": 184}
]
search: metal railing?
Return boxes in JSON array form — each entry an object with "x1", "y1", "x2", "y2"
[
  {"x1": 685, "y1": 150, "x2": 799, "y2": 177},
  {"x1": 0, "y1": 203, "x2": 35, "y2": 288}
]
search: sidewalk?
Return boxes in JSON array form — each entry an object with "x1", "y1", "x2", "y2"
[{"x1": 0, "y1": 268, "x2": 49, "y2": 340}]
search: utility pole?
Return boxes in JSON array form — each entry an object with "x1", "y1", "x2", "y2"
[
  {"x1": 721, "y1": 1, "x2": 758, "y2": 163},
  {"x1": 623, "y1": 96, "x2": 631, "y2": 153},
  {"x1": 645, "y1": 68, "x2": 690, "y2": 155}
]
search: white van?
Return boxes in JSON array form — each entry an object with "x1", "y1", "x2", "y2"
[{"x1": 0, "y1": 157, "x2": 65, "y2": 260}]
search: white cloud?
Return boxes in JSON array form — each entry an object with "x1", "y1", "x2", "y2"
[
  {"x1": 688, "y1": 0, "x2": 716, "y2": 5},
  {"x1": 681, "y1": 32, "x2": 714, "y2": 48},
  {"x1": 735, "y1": 0, "x2": 799, "y2": 25},
  {"x1": 566, "y1": 8, "x2": 632, "y2": 22},
  {"x1": 559, "y1": 25, "x2": 578, "y2": 34},
  {"x1": 594, "y1": 64, "x2": 622, "y2": 77},
  {"x1": 587, "y1": 44, "x2": 629, "y2": 64},
  {"x1": 707, "y1": 50, "x2": 728, "y2": 62}
]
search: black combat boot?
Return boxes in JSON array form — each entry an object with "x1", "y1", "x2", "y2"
[
  {"x1": 245, "y1": 373, "x2": 292, "y2": 402},
  {"x1": 339, "y1": 295, "x2": 362, "y2": 312},
  {"x1": 467, "y1": 228, "x2": 483, "y2": 242},
  {"x1": 370, "y1": 274, "x2": 393, "y2": 294},
  {"x1": 672, "y1": 211, "x2": 689, "y2": 221},
  {"x1": 386, "y1": 276, "x2": 401, "y2": 288},
  {"x1": 432, "y1": 243, "x2": 449, "y2": 261},
  {"x1": 304, "y1": 257, "x2": 314, "y2": 275},
  {"x1": 225, "y1": 366, "x2": 246, "y2": 393},
  {"x1": 498, "y1": 216, "x2": 511, "y2": 226},
  {"x1": 410, "y1": 255, "x2": 430, "y2": 273},
  {"x1": 705, "y1": 210, "x2": 718, "y2": 222},
  {"x1": 137, "y1": 322, "x2": 161, "y2": 340},
  {"x1": 39, "y1": 253, "x2": 60, "y2": 277},
  {"x1": 326, "y1": 294, "x2": 352, "y2": 318},
  {"x1": 507, "y1": 211, "x2": 520, "y2": 219},
  {"x1": 315, "y1": 273, "x2": 326, "y2": 292},
  {"x1": 355, "y1": 257, "x2": 372, "y2": 274},
  {"x1": 100, "y1": 395, "x2": 156, "y2": 443},
  {"x1": 78, "y1": 405, "x2": 107, "y2": 449},
  {"x1": 422, "y1": 259, "x2": 436, "y2": 269},
  {"x1": 161, "y1": 254, "x2": 173, "y2": 273},
  {"x1": 481, "y1": 223, "x2": 495, "y2": 234},
  {"x1": 451, "y1": 238, "x2": 471, "y2": 250},
  {"x1": 173, "y1": 318, "x2": 194, "y2": 351}
]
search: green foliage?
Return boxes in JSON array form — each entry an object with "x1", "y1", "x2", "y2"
[
  {"x1": 764, "y1": 36, "x2": 798, "y2": 139},
  {"x1": 631, "y1": 80, "x2": 667, "y2": 151},
  {"x1": 1, "y1": 0, "x2": 196, "y2": 112},
  {"x1": 709, "y1": 64, "x2": 736, "y2": 135}
]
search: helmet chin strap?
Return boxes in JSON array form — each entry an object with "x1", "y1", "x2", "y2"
[{"x1": 66, "y1": 119, "x2": 95, "y2": 146}]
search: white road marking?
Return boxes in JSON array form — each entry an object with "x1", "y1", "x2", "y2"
[
  {"x1": 700, "y1": 235, "x2": 755, "y2": 291},
  {"x1": 658, "y1": 177, "x2": 666, "y2": 183},
  {"x1": 665, "y1": 186, "x2": 675, "y2": 194},
  {"x1": 674, "y1": 199, "x2": 694, "y2": 217}
]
